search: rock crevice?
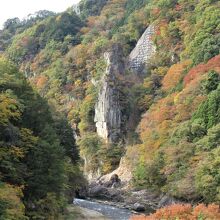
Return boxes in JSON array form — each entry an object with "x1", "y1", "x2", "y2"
[
  {"x1": 94, "y1": 25, "x2": 155, "y2": 142},
  {"x1": 94, "y1": 46, "x2": 125, "y2": 143}
]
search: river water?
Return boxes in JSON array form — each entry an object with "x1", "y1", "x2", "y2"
[{"x1": 74, "y1": 198, "x2": 132, "y2": 220}]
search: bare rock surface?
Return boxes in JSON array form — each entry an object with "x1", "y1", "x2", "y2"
[
  {"x1": 94, "y1": 45, "x2": 125, "y2": 143},
  {"x1": 100, "y1": 157, "x2": 132, "y2": 186},
  {"x1": 133, "y1": 203, "x2": 145, "y2": 212}
]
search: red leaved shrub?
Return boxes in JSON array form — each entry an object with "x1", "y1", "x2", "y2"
[
  {"x1": 130, "y1": 203, "x2": 220, "y2": 220},
  {"x1": 184, "y1": 55, "x2": 220, "y2": 86},
  {"x1": 162, "y1": 60, "x2": 191, "y2": 91}
]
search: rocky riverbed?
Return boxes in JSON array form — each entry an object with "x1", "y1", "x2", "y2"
[{"x1": 81, "y1": 173, "x2": 180, "y2": 215}]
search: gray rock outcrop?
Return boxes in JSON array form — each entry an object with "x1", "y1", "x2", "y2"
[
  {"x1": 73, "y1": 3, "x2": 81, "y2": 15},
  {"x1": 158, "y1": 195, "x2": 179, "y2": 208},
  {"x1": 133, "y1": 203, "x2": 145, "y2": 212},
  {"x1": 100, "y1": 157, "x2": 132, "y2": 186},
  {"x1": 129, "y1": 25, "x2": 155, "y2": 72},
  {"x1": 88, "y1": 182, "x2": 123, "y2": 201},
  {"x1": 94, "y1": 26, "x2": 155, "y2": 142},
  {"x1": 94, "y1": 45, "x2": 125, "y2": 143}
]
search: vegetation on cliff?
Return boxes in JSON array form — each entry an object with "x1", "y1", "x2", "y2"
[{"x1": 0, "y1": 0, "x2": 220, "y2": 218}]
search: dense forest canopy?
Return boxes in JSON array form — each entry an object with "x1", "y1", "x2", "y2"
[
  {"x1": 0, "y1": 0, "x2": 220, "y2": 219},
  {"x1": 0, "y1": 56, "x2": 83, "y2": 218}
]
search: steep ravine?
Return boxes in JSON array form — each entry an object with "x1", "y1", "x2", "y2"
[
  {"x1": 81, "y1": 25, "x2": 156, "y2": 182},
  {"x1": 77, "y1": 25, "x2": 182, "y2": 218},
  {"x1": 91, "y1": 25, "x2": 155, "y2": 179},
  {"x1": 77, "y1": 25, "x2": 178, "y2": 217}
]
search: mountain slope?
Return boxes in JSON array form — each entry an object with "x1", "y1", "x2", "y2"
[
  {"x1": 0, "y1": 0, "x2": 219, "y2": 213},
  {"x1": 0, "y1": 56, "x2": 83, "y2": 218}
]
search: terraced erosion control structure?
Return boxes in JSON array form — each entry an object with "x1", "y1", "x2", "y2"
[{"x1": 129, "y1": 25, "x2": 155, "y2": 72}]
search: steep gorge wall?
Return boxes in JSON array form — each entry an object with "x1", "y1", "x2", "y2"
[
  {"x1": 94, "y1": 26, "x2": 155, "y2": 144},
  {"x1": 92, "y1": 25, "x2": 155, "y2": 182},
  {"x1": 94, "y1": 45, "x2": 125, "y2": 143}
]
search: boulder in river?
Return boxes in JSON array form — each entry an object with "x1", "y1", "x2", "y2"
[
  {"x1": 89, "y1": 185, "x2": 110, "y2": 199},
  {"x1": 103, "y1": 174, "x2": 121, "y2": 188},
  {"x1": 88, "y1": 184, "x2": 124, "y2": 201},
  {"x1": 133, "y1": 202, "x2": 145, "y2": 212}
]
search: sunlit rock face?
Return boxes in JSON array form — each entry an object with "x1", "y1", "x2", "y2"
[
  {"x1": 129, "y1": 25, "x2": 155, "y2": 72},
  {"x1": 100, "y1": 157, "x2": 132, "y2": 186},
  {"x1": 94, "y1": 25, "x2": 155, "y2": 143},
  {"x1": 94, "y1": 45, "x2": 125, "y2": 143}
]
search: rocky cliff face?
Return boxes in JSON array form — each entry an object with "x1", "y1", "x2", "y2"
[
  {"x1": 129, "y1": 25, "x2": 155, "y2": 72},
  {"x1": 94, "y1": 45, "x2": 125, "y2": 143},
  {"x1": 94, "y1": 26, "x2": 155, "y2": 143}
]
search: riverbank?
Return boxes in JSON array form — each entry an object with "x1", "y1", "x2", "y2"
[
  {"x1": 73, "y1": 198, "x2": 132, "y2": 219},
  {"x1": 87, "y1": 176, "x2": 180, "y2": 214},
  {"x1": 88, "y1": 182, "x2": 163, "y2": 212},
  {"x1": 65, "y1": 204, "x2": 109, "y2": 220}
]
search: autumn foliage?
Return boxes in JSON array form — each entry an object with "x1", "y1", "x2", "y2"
[
  {"x1": 35, "y1": 75, "x2": 48, "y2": 89},
  {"x1": 1, "y1": 0, "x2": 220, "y2": 218},
  {"x1": 184, "y1": 55, "x2": 220, "y2": 86},
  {"x1": 162, "y1": 60, "x2": 191, "y2": 91},
  {"x1": 130, "y1": 204, "x2": 220, "y2": 220}
]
